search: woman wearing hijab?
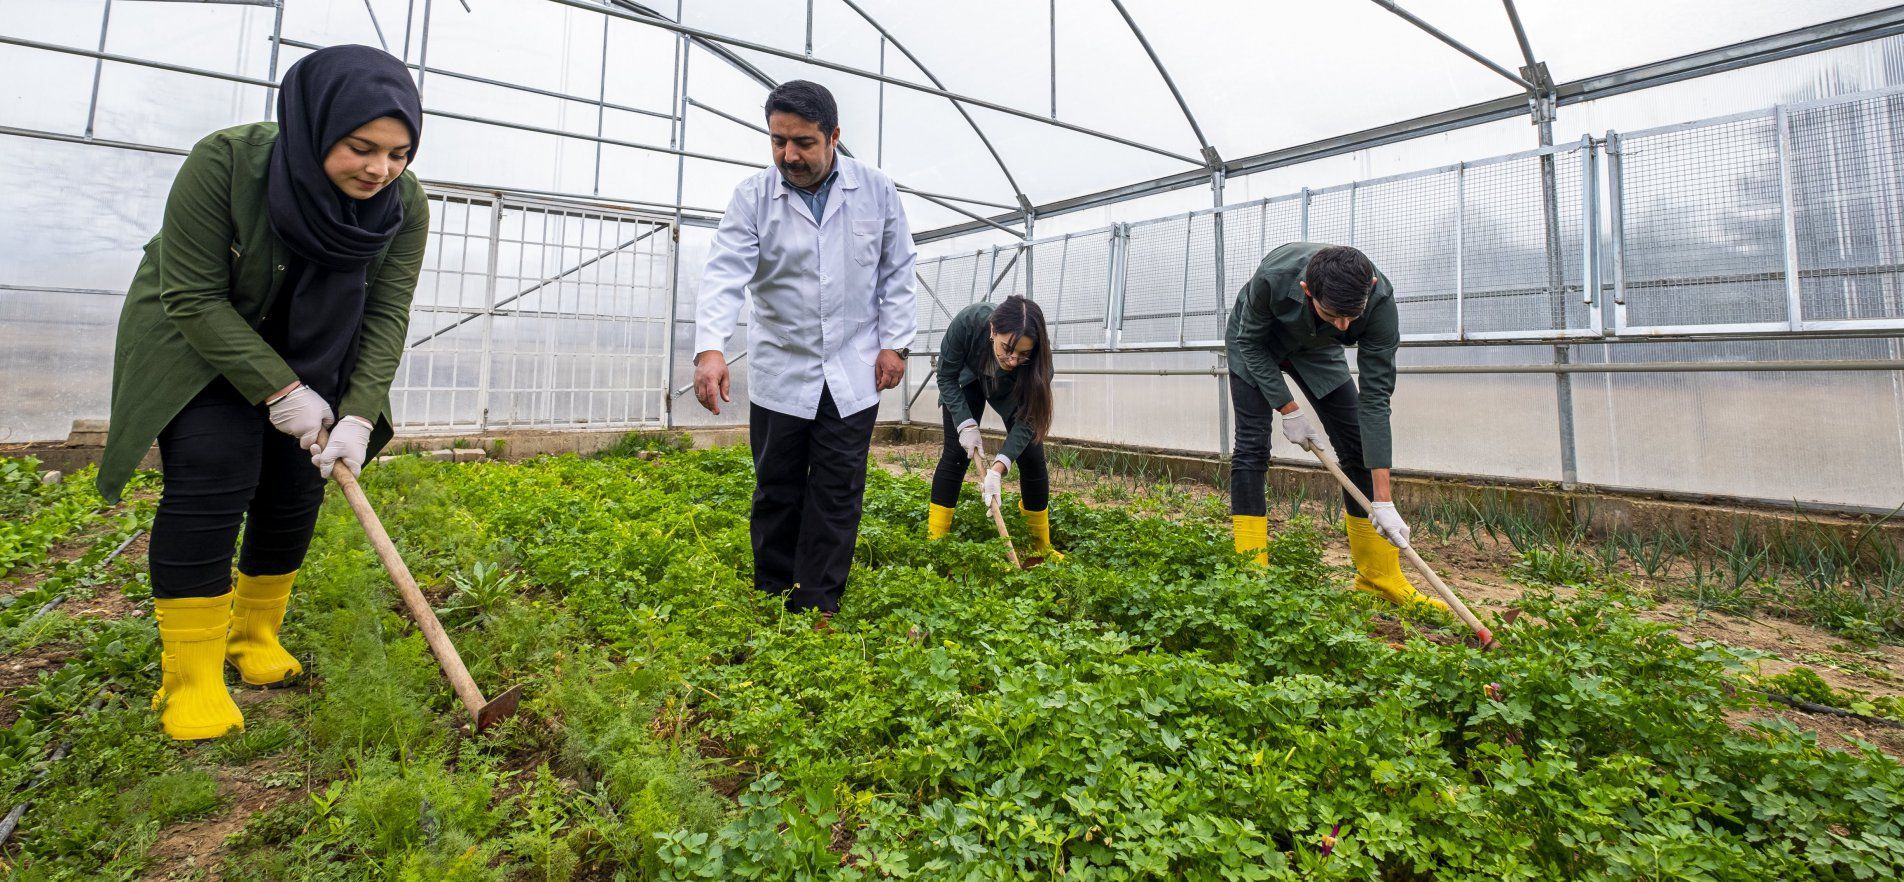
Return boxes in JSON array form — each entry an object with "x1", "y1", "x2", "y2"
[
  {"x1": 97, "y1": 45, "x2": 427, "y2": 740},
  {"x1": 926, "y1": 296, "x2": 1062, "y2": 560}
]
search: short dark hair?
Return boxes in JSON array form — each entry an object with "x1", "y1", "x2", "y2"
[
  {"x1": 764, "y1": 80, "x2": 838, "y2": 133},
  {"x1": 1303, "y1": 245, "x2": 1376, "y2": 318}
]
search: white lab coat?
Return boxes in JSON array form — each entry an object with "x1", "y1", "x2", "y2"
[{"x1": 694, "y1": 154, "x2": 918, "y2": 419}]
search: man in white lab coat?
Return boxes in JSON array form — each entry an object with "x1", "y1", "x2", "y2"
[{"x1": 693, "y1": 80, "x2": 917, "y2": 619}]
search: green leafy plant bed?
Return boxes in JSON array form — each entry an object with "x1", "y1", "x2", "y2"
[{"x1": 7, "y1": 448, "x2": 1904, "y2": 880}]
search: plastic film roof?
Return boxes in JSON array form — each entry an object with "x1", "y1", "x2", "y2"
[{"x1": 1, "y1": 0, "x2": 1897, "y2": 240}]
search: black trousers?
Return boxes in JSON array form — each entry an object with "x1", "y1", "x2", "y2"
[
  {"x1": 1229, "y1": 366, "x2": 1374, "y2": 520},
  {"x1": 929, "y1": 383, "x2": 1049, "y2": 511},
  {"x1": 748, "y1": 385, "x2": 879, "y2": 613},
  {"x1": 149, "y1": 378, "x2": 328, "y2": 599}
]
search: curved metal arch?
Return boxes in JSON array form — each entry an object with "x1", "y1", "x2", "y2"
[
  {"x1": 1105, "y1": 0, "x2": 1218, "y2": 166},
  {"x1": 611, "y1": 0, "x2": 1026, "y2": 232},
  {"x1": 834, "y1": 0, "x2": 1029, "y2": 211}
]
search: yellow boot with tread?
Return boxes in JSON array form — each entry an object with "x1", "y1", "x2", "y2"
[
  {"x1": 1232, "y1": 514, "x2": 1269, "y2": 566},
  {"x1": 152, "y1": 593, "x2": 244, "y2": 740},
  {"x1": 1018, "y1": 503, "x2": 1064, "y2": 561},
  {"x1": 1345, "y1": 515, "x2": 1449, "y2": 611},
  {"x1": 227, "y1": 571, "x2": 303, "y2": 686}
]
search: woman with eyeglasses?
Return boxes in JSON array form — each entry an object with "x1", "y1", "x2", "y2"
[
  {"x1": 95, "y1": 45, "x2": 428, "y2": 740},
  {"x1": 926, "y1": 295, "x2": 1061, "y2": 560}
]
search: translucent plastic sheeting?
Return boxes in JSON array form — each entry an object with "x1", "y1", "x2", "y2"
[
  {"x1": 0, "y1": 287, "x2": 120, "y2": 443},
  {"x1": 1570, "y1": 339, "x2": 1904, "y2": 510},
  {"x1": 393, "y1": 190, "x2": 676, "y2": 432}
]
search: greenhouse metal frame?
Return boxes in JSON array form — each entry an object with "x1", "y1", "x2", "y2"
[{"x1": 5, "y1": 0, "x2": 1904, "y2": 511}]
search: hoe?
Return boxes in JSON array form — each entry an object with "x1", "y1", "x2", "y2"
[
  {"x1": 1301, "y1": 439, "x2": 1497, "y2": 650},
  {"x1": 325, "y1": 435, "x2": 522, "y2": 731}
]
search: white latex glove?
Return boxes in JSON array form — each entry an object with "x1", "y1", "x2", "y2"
[
  {"x1": 311, "y1": 416, "x2": 373, "y2": 479},
  {"x1": 957, "y1": 419, "x2": 982, "y2": 458},
  {"x1": 980, "y1": 468, "x2": 1003, "y2": 510},
  {"x1": 268, "y1": 384, "x2": 335, "y2": 449},
  {"x1": 1370, "y1": 501, "x2": 1411, "y2": 549},
  {"x1": 1279, "y1": 408, "x2": 1321, "y2": 450}
]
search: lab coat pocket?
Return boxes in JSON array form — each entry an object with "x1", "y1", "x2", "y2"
[{"x1": 851, "y1": 219, "x2": 880, "y2": 267}]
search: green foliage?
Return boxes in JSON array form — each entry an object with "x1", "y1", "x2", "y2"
[{"x1": 12, "y1": 449, "x2": 1904, "y2": 881}]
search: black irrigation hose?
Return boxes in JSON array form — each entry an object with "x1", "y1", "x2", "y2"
[
  {"x1": 1750, "y1": 688, "x2": 1904, "y2": 731},
  {"x1": 0, "y1": 694, "x2": 113, "y2": 845},
  {"x1": 0, "y1": 528, "x2": 148, "y2": 847},
  {"x1": 15, "y1": 529, "x2": 143, "y2": 628}
]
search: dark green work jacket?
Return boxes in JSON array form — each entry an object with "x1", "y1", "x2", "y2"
[
  {"x1": 937, "y1": 302, "x2": 1036, "y2": 463},
  {"x1": 1224, "y1": 242, "x2": 1401, "y2": 470},
  {"x1": 97, "y1": 123, "x2": 429, "y2": 502}
]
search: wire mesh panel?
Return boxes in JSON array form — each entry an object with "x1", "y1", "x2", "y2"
[
  {"x1": 1219, "y1": 197, "x2": 1304, "y2": 303},
  {"x1": 1120, "y1": 215, "x2": 1191, "y2": 347},
  {"x1": 1462, "y1": 147, "x2": 1593, "y2": 336},
  {"x1": 1354, "y1": 168, "x2": 1460, "y2": 337},
  {"x1": 1786, "y1": 92, "x2": 1904, "y2": 325},
  {"x1": 1181, "y1": 211, "x2": 1222, "y2": 344},
  {"x1": 394, "y1": 189, "x2": 673, "y2": 432},
  {"x1": 394, "y1": 193, "x2": 494, "y2": 430},
  {"x1": 1026, "y1": 229, "x2": 1114, "y2": 350},
  {"x1": 914, "y1": 251, "x2": 985, "y2": 353},
  {"x1": 1615, "y1": 113, "x2": 1788, "y2": 330},
  {"x1": 1305, "y1": 187, "x2": 1353, "y2": 245}
]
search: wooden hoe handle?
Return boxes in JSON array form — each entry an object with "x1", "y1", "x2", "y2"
[
  {"x1": 968, "y1": 442, "x2": 1022, "y2": 569},
  {"x1": 1301, "y1": 442, "x2": 1496, "y2": 649},
  {"x1": 323, "y1": 441, "x2": 520, "y2": 730}
]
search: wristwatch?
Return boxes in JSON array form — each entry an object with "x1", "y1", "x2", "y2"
[{"x1": 894, "y1": 347, "x2": 911, "y2": 359}]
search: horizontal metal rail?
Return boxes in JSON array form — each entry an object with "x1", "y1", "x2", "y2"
[{"x1": 1048, "y1": 360, "x2": 1904, "y2": 377}]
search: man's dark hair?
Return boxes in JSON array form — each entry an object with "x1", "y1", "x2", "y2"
[
  {"x1": 765, "y1": 80, "x2": 838, "y2": 133},
  {"x1": 1303, "y1": 245, "x2": 1376, "y2": 319}
]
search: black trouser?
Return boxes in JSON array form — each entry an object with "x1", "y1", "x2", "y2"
[
  {"x1": 148, "y1": 378, "x2": 328, "y2": 599},
  {"x1": 929, "y1": 383, "x2": 1049, "y2": 511},
  {"x1": 748, "y1": 385, "x2": 879, "y2": 613},
  {"x1": 1229, "y1": 365, "x2": 1373, "y2": 520}
]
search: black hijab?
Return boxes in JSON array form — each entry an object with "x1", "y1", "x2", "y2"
[{"x1": 265, "y1": 45, "x2": 422, "y2": 408}]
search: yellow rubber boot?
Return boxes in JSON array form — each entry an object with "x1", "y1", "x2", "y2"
[
  {"x1": 227, "y1": 571, "x2": 303, "y2": 686},
  {"x1": 1232, "y1": 515, "x2": 1269, "y2": 566},
  {"x1": 927, "y1": 503, "x2": 955, "y2": 540},
  {"x1": 152, "y1": 593, "x2": 244, "y2": 740},
  {"x1": 1345, "y1": 515, "x2": 1449, "y2": 611},
  {"x1": 1018, "y1": 503, "x2": 1064, "y2": 561}
]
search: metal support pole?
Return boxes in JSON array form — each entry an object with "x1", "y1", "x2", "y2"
[
  {"x1": 1454, "y1": 161, "x2": 1466, "y2": 338},
  {"x1": 662, "y1": 5, "x2": 687, "y2": 428},
  {"x1": 876, "y1": 37, "x2": 885, "y2": 165},
  {"x1": 1216, "y1": 351, "x2": 1231, "y2": 460},
  {"x1": 402, "y1": 0, "x2": 417, "y2": 62},
  {"x1": 1299, "y1": 188, "x2": 1311, "y2": 240},
  {"x1": 84, "y1": 0, "x2": 112, "y2": 139},
  {"x1": 1024, "y1": 209, "x2": 1036, "y2": 298},
  {"x1": 1535, "y1": 112, "x2": 1579, "y2": 488},
  {"x1": 475, "y1": 195, "x2": 505, "y2": 431},
  {"x1": 593, "y1": 15, "x2": 610, "y2": 196},
  {"x1": 1605, "y1": 131, "x2": 1628, "y2": 332},
  {"x1": 1776, "y1": 104, "x2": 1804, "y2": 330},
  {"x1": 411, "y1": 0, "x2": 435, "y2": 103},
  {"x1": 1049, "y1": 0, "x2": 1057, "y2": 119},
  {"x1": 263, "y1": 0, "x2": 283, "y2": 118},
  {"x1": 804, "y1": 0, "x2": 814, "y2": 56},
  {"x1": 1212, "y1": 163, "x2": 1230, "y2": 460}
]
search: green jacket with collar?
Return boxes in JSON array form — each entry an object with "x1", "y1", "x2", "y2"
[
  {"x1": 1223, "y1": 242, "x2": 1401, "y2": 470},
  {"x1": 97, "y1": 122, "x2": 429, "y2": 503},
  {"x1": 937, "y1": 302, "x2": 1037, "y2": 463}
]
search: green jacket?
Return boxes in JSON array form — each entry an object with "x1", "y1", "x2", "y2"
[
  {"x1": 937, "y1": 302, "x2": 1036, "y2": 463},
  {"x1": 97, "y1": 122, "x2": 429, "y2": 502},
  {"x1": 1223, "y1": 242, "x2": 1401, "y2": 470}
]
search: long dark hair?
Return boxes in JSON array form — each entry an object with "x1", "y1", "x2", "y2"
[{"x1": 991, "y1": 295, "x2": 1054, "y2": 443}]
